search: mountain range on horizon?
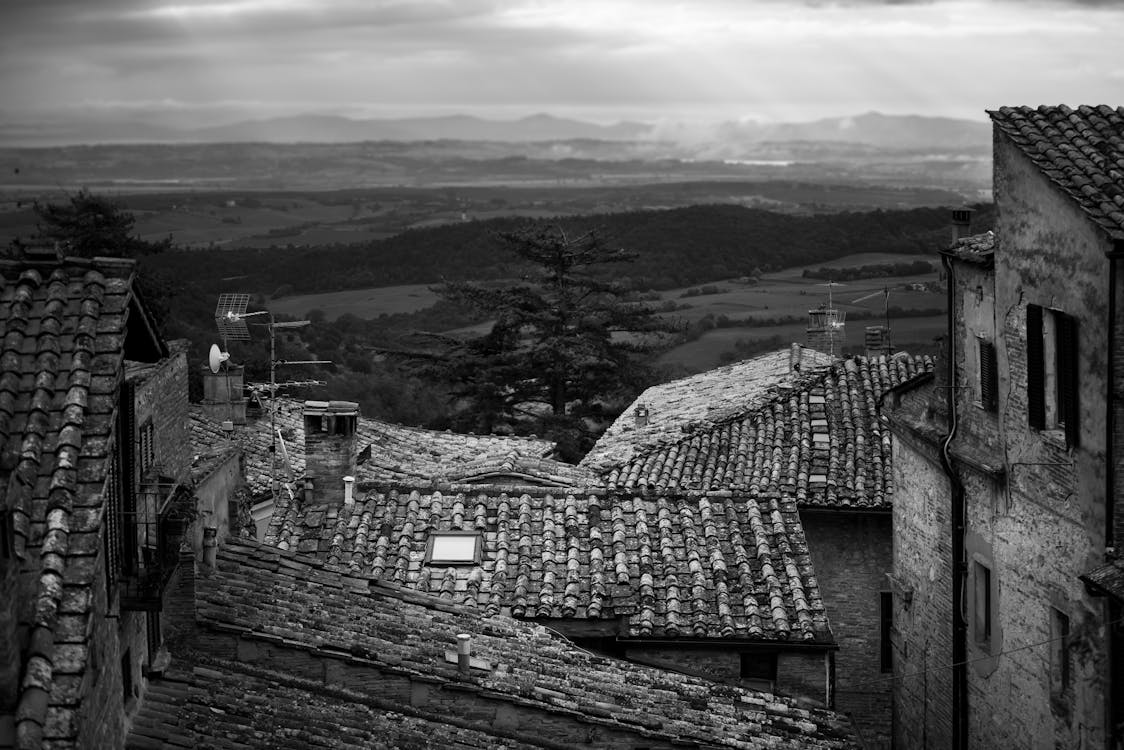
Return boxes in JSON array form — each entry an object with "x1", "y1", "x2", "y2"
[{"x1": 0, "y1": 111, "x2": 993, "y2": 153}]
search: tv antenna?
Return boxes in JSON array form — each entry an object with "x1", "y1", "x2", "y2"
[
  {"x1": 807, "y1": 281, "x2": 847, "y2": 358},
  {"x1": 213, "y1": 293, "x2": 330, "y2": 503}
]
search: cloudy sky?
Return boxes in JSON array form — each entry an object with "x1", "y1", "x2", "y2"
[{"x1": 2, "y1": 0, "x2": 1122, "y2": 128}]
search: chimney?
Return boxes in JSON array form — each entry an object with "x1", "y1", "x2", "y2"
[
  {"x1": 951, "y1": 207, "x2": 974, "y2": 243},
  {"x1": 303, "y1": 400, "x2": 359, "y2": 506},
  {"x1": 201, "y1": 364, "x2": 247, "y2": 425},
  {"x1": 343, "y1": 476, "x2": 355, "y2": 506},
  {"x1": 864, "y1": 326, "x2": 892, "y2": 358},
  {"x1": 457, "y1": 633, "x2": 472, "y2": 673},
  {"x1": 201, "y1": 526, "x2": 217, "y2": 571},
  {"x1": 789, "y1": 342, "x2": 804, "y2": 373},
  {"x1": 806, "y1": 307, "x2": 845, "y2": 359},
  {"x1": 634, "y1": 403, "x2": 649, "y2": 428}
]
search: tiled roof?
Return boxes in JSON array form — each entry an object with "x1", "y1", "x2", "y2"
[
  {"x1": 264, "y1": 485, "x2": 830, "y2": 642},
  {"x1": 601, "y1": 354, "x2": 933, "y2": 509},
  {"x1": 189, "y1": 398, "x2": 569, "y2": 495},
  {"x1": 580, "y1": 347, "x2": 835, "y2": 473},
  {"x1": 1081, "y1": 559, "x2": 1124, "y2": 602},
  {"x1": 0, "y1": 254, "x2": 162, "y2": 749},
  {"x1": 181, "y1": 540, "x2": 857, "y2": 748},
  {"x1": 943, "y1": 231, "x2": 996, "y2": 266},
  {"x1": 988, "y1": 104, "x2": 1124, "y2": 240},
  {"x1": 126, "y1": 663, "x2": 531, "y2": 750}
]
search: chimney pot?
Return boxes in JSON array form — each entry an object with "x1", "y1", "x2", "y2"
[
  {"x1": 456, "y1": 633, "x2": 472, "y2": 673},
  {"x1": 634, "y1": 403, "x2": 649, "y2": 428},
  {"x1": 951, "y1": 207, "x2": 974, "y2": 242},
  {"x1": 202, "y1": 526, "x2": 218, "y2": 570},
  {"x1": 343, "y1": 476, "x2": 355, "y2": 506}
]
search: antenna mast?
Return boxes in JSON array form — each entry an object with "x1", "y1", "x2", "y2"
[{"x1": 214, "y1": 293, "x2": 329, "y2": 504}]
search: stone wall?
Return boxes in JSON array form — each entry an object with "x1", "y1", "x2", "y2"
[
  {"x1": 131, "y1": 342, "x2": 191, "y2": 484},
  {"x1": 886, "y1": 431, "x2": 954, "y2": 750},
  {"x1": 802, "y1": 511, "x2": 892, "y2": 748}
]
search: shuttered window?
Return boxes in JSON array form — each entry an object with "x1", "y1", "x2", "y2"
[
  {"x1": 978, "y1": 338, "x2": 998, "y2": 412},
  {"x1": 1027, "y1": 305, "x2": 1045, "y2": 429},
  {"x1": 1055, "y1": 312, "x2": 1079, "y2": 448},
  {"x1": 1026, "y1": 304, "x2": 1079, "y2": 447}
]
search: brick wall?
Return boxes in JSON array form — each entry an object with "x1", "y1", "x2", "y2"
[
  {"x1": 190, "y1": 452, "x2": 243, "y2": 556},
  {"x1": 131, "y1": 342, "x2": 191, "y2": 484},
  {"x1": 887, "y1": 432, "x2": 954, "y2": 750},
  {"x1": 802, "y1": 511, "x2": 892, "y2": 749}
]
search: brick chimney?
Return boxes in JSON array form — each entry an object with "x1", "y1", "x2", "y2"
[
  {"x1": 200, "y1": 364, "x2": 247, "y2": 425},
  {"x1": 864, "y1": 326, "x2": 892, "y2": 358},
  {"x1": 303, "y1": 400, "x2": 359, "y2": 506},
  {"x1": 806, "y1": 307, "x2": 845, "y2": 359},
  {"x1": 951, "y1": 207, "x2": 974, "y2": 243}
]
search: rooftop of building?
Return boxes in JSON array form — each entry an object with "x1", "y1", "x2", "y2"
[
  {"x1": 188, "y1": 397, "x2": 583, "y2": 495},
  {"x1": 942, "y1": 231, "x2": 996, "y2": 266},
  {"x1": 988, "y1": 104, "x2": 1124, "y2": 240},
  {"x1": 265, "y1": 482, "x2": 831, "y2": 644},
  {"x1": 599, "y1": 352, "x2": 934, "y2": 510},
  {"x1": 129, "y1": 539, "x2": 857, "y2": 749},
  {"x1": 0, "y1": 252, "x2": 165, "y2": 748},
  {"x1": 580, "y1": 347, "x2": 836, "y2": 474}
]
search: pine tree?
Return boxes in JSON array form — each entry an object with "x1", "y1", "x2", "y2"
[{"x1": 433, "y1": 224, "x2": 674, "y2": 458}]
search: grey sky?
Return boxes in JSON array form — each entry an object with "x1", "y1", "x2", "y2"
[{"x1": 2, "y1": 0, "x2": 1121, "y2": 127}]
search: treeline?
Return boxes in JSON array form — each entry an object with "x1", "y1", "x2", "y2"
[
  {"x1": 802, "y1": 259, "x2": 935, "y2": 281},
  {"x1": 141, "y1": 203, "x2": 994, "y2": 300}
]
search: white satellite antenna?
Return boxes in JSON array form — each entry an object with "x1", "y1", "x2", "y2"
[
  {"x1": 213, "y1": 293, "x2": 330, "y2": 503},
  {"x1": 208, "y1": 343, "x2": 231, "y2": 374}
]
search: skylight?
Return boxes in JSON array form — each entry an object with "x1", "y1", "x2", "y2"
[{"x1": 427, "y1": 532, "x2": 482, "y2": 565}]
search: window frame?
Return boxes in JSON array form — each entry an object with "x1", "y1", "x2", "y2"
[
  {"x1": 425, "y1": 531, "x2": 483, "y2": 566},
  {"x1": 1050, "y1": 607, "x2": 1071, "y2": 702},
  {"x1": 972, "y1": 560, "x2": 992, "y2": 647},
  {"x1": 1027, "y1": 304, "x2": 1079, "y2": 447},
  {"x1": 977, "y1": 336, "x2": 998, "y2": 412},
  {"x1": 879, "y1": 591, "x2": 894, "y2": 673}
]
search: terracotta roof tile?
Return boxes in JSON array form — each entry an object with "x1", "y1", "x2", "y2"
[
  {"x1": 601, "y1": 353, "x2": 932, "y2": 509},
  {"x1": 264, "y1": 485, "x2": 831, "y2": 643},
  {"x1": 190, "y1": 398, "x2": 574, "y2": 495},
  {"x1": 989, "y1": 105, "x2": 1124, "y2": 240},
  {"x1": 1080, "y1": 559, "x2": 1124, "y2": 602},
  {"x1": 182, "y1": 540, "x2": 858, "y2": 749},
  {"x1": 581, "y1": 347, "x2": 835, "y2": 473},
  {"x1": 0, "y1": 255, "x2": 160, "y2": 749}
]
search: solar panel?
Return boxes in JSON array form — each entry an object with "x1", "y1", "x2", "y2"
[{"x1": 215, "y1": 293, "x2": 251, "y2": 341}]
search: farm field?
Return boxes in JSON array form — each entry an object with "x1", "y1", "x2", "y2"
[{"x1": 269, "y1": 283, "x2": 440, "y2": 320}]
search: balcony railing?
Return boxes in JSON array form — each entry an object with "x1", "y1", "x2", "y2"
[{"x1": 118, "y1": 481, "x2": 193, "y2": 611}]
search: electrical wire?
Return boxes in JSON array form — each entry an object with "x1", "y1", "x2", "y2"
[{"x1": 836, "y1": 615, "x2": 1124, "y2": 693}]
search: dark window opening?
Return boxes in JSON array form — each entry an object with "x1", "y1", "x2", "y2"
[
  {"x1": 740, "y1": 651, "x2": 778, "y2": 682},
  {"x1": 1051, "y1": 608, "x2": 1071, "y2": 698},
  {"x1": 1027, "y1": 304, "x2": 1079, "y2": 446},
  {"x1": 880, "y1": 591, "x2": 894, "y2": 672},
  {"x1": 973, "y1": 561, "x2": 992, "y2": 645},
  {"x1": 121, "y1": 648, "x2": 133, "y2": 702}
]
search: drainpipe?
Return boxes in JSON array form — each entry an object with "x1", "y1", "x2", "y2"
[{"x1": 939, "y1": 250, "x2": 969, "y2": 750}]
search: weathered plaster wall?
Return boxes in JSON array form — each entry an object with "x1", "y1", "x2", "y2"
[
  {"x1": 131, "y1": 343, "x2": 191, "y2": 484},
  {"x1": 963, "y1": 133, "x2": 1112, "y2": 750}
]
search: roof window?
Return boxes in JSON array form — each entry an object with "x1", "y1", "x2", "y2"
[{"x1": 426, "y1": 531, "x2": 482, "y2": 565}]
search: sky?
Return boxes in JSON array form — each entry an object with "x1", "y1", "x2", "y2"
[{"x1": 2, "y1": 0, "x2": 1122, "y2": 129}]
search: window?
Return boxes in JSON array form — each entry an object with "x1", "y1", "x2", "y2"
[
  {"x1": 740, "y1": 651, "x2": 778, "y2": 689},
  {"x1": 138, "y1": 419, "x2": 155, "y2": 476},
  {"x1": 426, "y1": 532, "x2": 482, "y2": 565},
  {"x1": 1027, "y1": 305, "x2": 1079, "y2": 447},
  {"x1": 880, "y1": 592, "x2": 894, "y2": 672},
  {"x1": 977, "y1": 337, "x2": 998, "y2": 412},
  {"x1": 121, "y1": 649, "x2": 133, "y2": 701},
  {"x1": 973, "y1": 561, "x2": 992, "y2": 646},
  {"x1": 1050, "y1": 608, "x2": 1071, "y2": 699}
]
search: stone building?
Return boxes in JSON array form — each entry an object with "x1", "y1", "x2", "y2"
[
  {"x1": 586, "y1": 346, "x2": 932, "y2": 748},
  {"x1": 0, "y1": 251, "x2": 180, "y2": 749},
  {"x1": 884, "y1": 104, "x2": 1124, "y2": 749}
]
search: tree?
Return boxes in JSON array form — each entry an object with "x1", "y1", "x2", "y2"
[
  {"x1": 427, "y1": 224, "x2": 674, "y2": 458},
  {"x1": 28, "y1": 188, "x2": 171, "y2": 258}
]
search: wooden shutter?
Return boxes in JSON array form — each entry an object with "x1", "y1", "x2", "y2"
[
  {"x1": 1056, "y1": 312, "x2": 1079, "y2": 447},
  {"x1": 979, "y1": 338, "x2": 998, "y2": 412},
  {"x1": 1026, "y1": 305, "x2": 1045, "y2": 429}
]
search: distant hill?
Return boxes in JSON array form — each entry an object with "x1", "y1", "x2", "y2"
[{"x1": 0, "y1": 111, "x2": 990, "y2": 153}]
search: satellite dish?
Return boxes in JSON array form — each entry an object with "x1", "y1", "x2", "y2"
[{"x1": 208, "y1": 343, "x2": 231, "y2": 374}]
